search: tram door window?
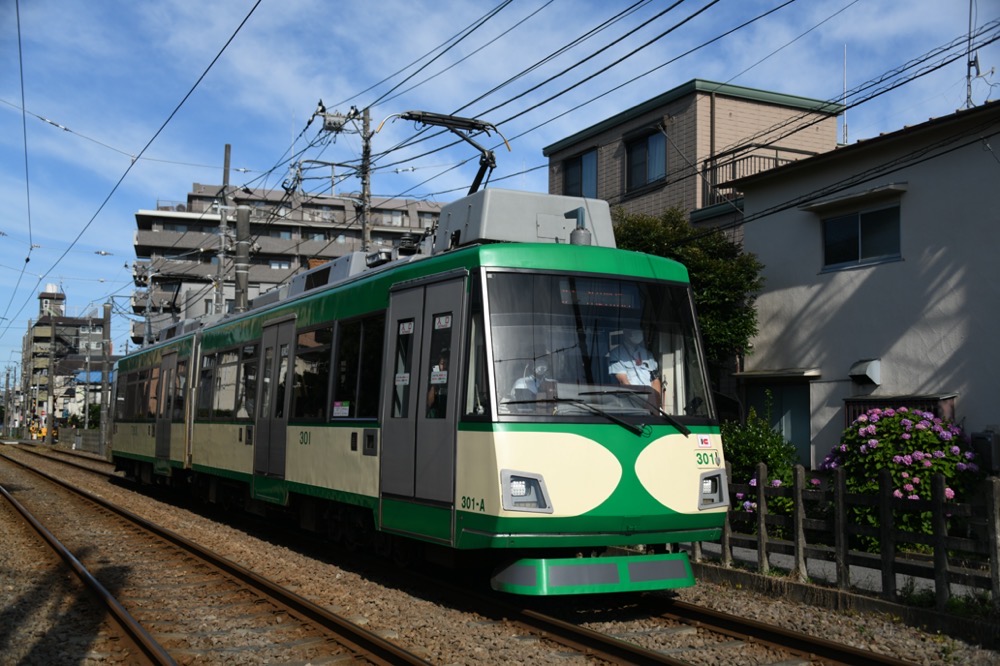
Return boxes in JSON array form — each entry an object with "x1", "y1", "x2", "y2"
[
  {"x1": 155, "y1": 353, "x2": 177, "y2": 462},
  {"x1": 235, "y1": 344, "x2": 258, "y2": 421}
]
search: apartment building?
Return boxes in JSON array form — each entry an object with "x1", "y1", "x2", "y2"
[
  {"x1": 542, "y1": 78, "x2": 843, "y2": 231},
  {"x1": 132, "y1": 183, "x2": 441, "y2": 344}
]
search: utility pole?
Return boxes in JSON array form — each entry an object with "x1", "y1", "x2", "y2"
[
  {"x1": 234, "y1": 205, "x2": 250, "y2": 313},
  {"x1": 84, "y1": 316, "x2": 91, "y2": 431},
  {"x1": 45, "y1": 330, "x2": 54, "y2": 446},
  {"x1": 216, "y1": 144, "x2": 231, "y2": 315},
  {"x1": 361, "y1": 107, "x2": 372, "y2": 252},
  {"x1": 100, "y1": 302, "x2": 111, "y2": 457},
  {"x1": 4, "y1": 367, "x2": 9, "y2": 438},
  {"x1": 321, "y1": 106, "x2": 372, "y2": 251}
]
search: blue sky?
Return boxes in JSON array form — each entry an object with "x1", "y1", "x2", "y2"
[{"x1": 2, "y1": 0, "x2": 997, "y2": 367}]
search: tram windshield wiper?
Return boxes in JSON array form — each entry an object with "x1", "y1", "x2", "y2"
[
  {"x1": 505, "y1": 397, "x2": 645, "y2": 436},
  {"x1": 578, "y1": 389, "x2": 691, "y2": 437}
]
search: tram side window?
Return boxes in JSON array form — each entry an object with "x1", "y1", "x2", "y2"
[
  {"x1": 464, "y1": 284, "x2": 489, "y2": 418},
  {"x1": 358, "y1": 314, "x2": 385, "y2": 418},
  {"x1": 114, "y1": 371, "x2": 130, "y2": 420},
  {"x1": 235, "y1": 344, "x2": 258, "y2": 421},
  {"x1": 146, "y1": 368, "x2": 160, "y2": 421},
  {"x1": 196, "y1": 354, "x2": 216, "y2": 419},
  {"x1": 173, "y1": 361, "x2": 188, "y2": 422},
  {"x1": 213, "y1": 350, "x2": 239, "y2": 418},
  {"x1": 293, "y1": 326, "x2": 333, "y2": 420},
  {"x1": 126, "y1": 371, "x2": 144, "y2": 420},
  {"x1": 332, "y1": 314, "x2": 385, "y2": 419}
]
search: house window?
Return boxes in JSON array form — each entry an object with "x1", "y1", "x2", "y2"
[
  {"x1": 822, "y1": 205, "x2": 900, "y2": 269},
  {"x1": 626, "y1": 132, "x2": 665, "y2": 191},
  {"x1": 269, "y1": 259, "x2": 291, "y2": 270},
  {"x1": 564, "y1": 149, "x2": 597, "y2": 198}
]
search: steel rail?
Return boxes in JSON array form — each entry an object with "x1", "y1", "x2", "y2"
[
  {"x1": 0, "y1": 481, "x2": 175, "y2": 665},
  {"x1": 659, "y1": 599, "x2": 919, "y2": 666},
  {"x1": 1, "y1": 452, "x2": 432, "y2": 666}
]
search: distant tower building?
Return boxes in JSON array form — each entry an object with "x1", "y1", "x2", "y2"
[{"x1": 39, "y1": 283, "x2": 66, "y2": 317}]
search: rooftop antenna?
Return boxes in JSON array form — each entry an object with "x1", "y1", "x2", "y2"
[
  {"x1": 843, "y1": 44, "x2": 848, "y2": 144},
  {"x1": 967, "y1": 0, "x2": 979, "y2": 108}
]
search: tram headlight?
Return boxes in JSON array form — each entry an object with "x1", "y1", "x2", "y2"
[
  {"x1": 698, "y1": 469, "x2": 729, "y2": 510},
  {"x1": 500, "y1": 470, "x2": 553, "y2": 514}
]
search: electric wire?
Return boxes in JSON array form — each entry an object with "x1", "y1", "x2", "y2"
[{"x1": 1, "y1": 0, "x2": 265, "y2": 348}]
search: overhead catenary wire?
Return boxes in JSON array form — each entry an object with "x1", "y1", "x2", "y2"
[{"x1": 1, "y1": 0, "x2": 265, "y2": 348}]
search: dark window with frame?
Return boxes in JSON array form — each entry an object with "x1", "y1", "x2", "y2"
[
  {"x1": 822, "y1": 205, "x2": 901, "y2": 268},
  {"x1": 213, "y1": 350, "x2": 239, "y2": 418},
  {"x1": 332, "y1": 313, "x2": 386, "y2": 419},
  {"x1": 146, "y1": 367, "x2": 159, "y2": 419},
  {"x1": 196, "y1": 354, "x2": 216, "y2": 419},
  {"x1": 293, "y1": 326, "x2": 333, "y2": 420},
  {"x1": 235, "y1": 344, "x2": 258, "y2": 421},
  {"x1": 172, "y1": 360, "x2": 188, "y2": 422},
  {"x1": 563, "y1": 149, "x2": 597, "y2": 198},
  {"x1": 626, "y1": 132, "x2": 665, "y2": 191},
  {"x1": 114, "y1": 371, "x2": 130, "y2": 420}
]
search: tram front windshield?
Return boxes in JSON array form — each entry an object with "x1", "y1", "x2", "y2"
[{"x1": 488, "y1": 273, "x2": 712, "y2": 420}]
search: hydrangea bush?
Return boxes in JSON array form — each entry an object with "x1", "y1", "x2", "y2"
[
  {"x1": 721, "y1": 393, "x2": 798, "y2": 521},
  {"x1": 820, "y1": 406, "x2": 983, "y2": 550}
]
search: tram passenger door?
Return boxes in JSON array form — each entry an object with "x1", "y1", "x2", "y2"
[
  {"x1": 254, "y1": 318, "x2": 295, "y2": 488},
  {"x1": 380, "y1": 277, "x2": 466, "y2": 537},
  {"x1": 154, "y1": 352, "x2": 176, "y2": 476}
]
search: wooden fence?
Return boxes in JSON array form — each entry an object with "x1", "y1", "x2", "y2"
[{"x1": 688, "y1": 464, "x2": 1000, "y2": 613}]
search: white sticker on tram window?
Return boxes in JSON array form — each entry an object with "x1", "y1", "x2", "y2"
[
  {"x1": 430, "y1": 369, "x2": 448, "y2": 385},
  {"x1": 332, "y1": 401, "x2": 350, "y2": 417},
  {"x1": 698, "y1": 435, "x2": 712, "y2": 448},
  {"x1": 399, "y1": 321, "x2": 414, "y2": 335},
  {"x1": 395, "y1": 373, "x2": 410, "y2": 386},
  {"x1": 434, "y1": 314, "x2": 452, "y2": 330}
]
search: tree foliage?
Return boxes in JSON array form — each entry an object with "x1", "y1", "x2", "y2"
[{"x1": 611, "y1": 207, "x2": 764, "y2": 368}]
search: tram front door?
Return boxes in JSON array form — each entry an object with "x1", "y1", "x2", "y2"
[{"x1": 380, "y1": 276, "x2": 466, "y2": 542}]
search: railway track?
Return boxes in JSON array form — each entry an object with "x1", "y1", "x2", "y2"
[
  {"x1": 383, "y1": 568, "x2": 920, "y2": 666},
  {"x1": 0, "y1": 444, "x2": 929, "y2": 665},
  {"x1": 0, "y1": 451, "x2": 432, "y2": 665}
]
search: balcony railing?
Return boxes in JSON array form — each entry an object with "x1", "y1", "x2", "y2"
[{"x1": 700, "y1": 145, "x2": 817, "y2": 208}]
